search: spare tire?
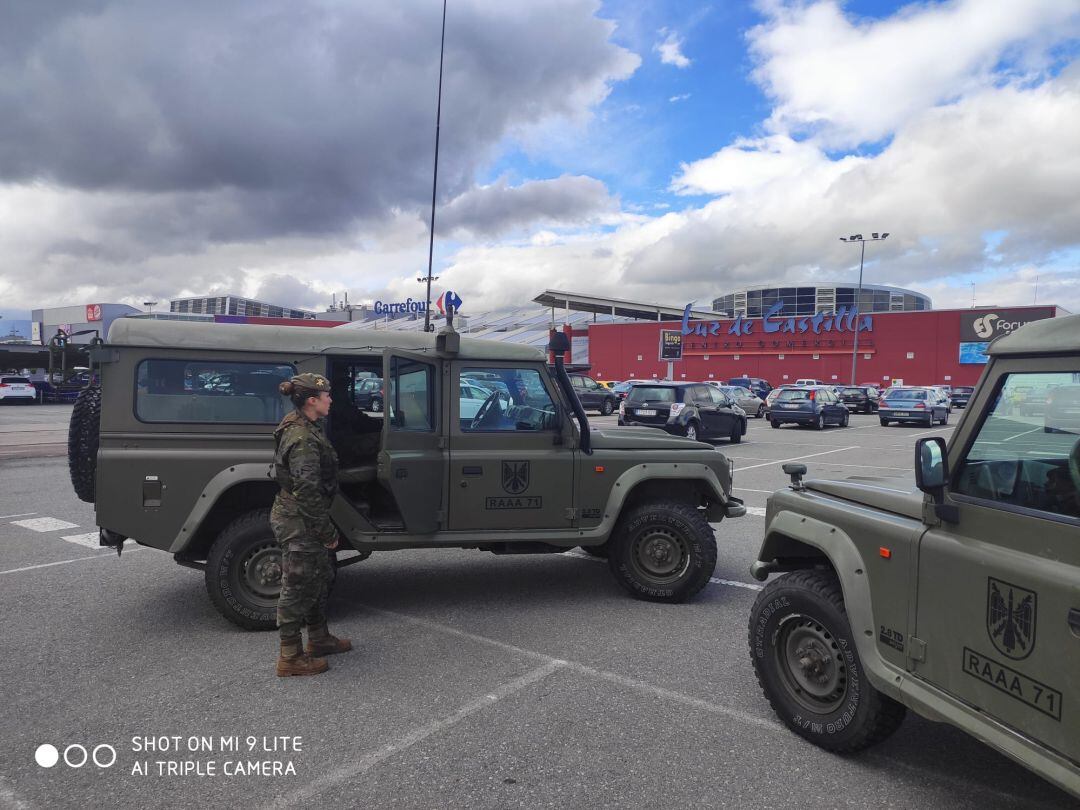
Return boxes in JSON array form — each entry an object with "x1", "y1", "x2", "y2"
[{"x1": 68, "y1": 384, "x2": 101, "y2": 503}]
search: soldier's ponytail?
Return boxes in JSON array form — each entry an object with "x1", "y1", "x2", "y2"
[{"x1": 279, "y1": 380, "x2": 318, "y2": 409}]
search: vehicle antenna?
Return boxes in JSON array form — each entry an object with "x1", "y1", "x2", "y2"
[{"x1": 423, "y1": 0, "x2": 448, "y2": 334}]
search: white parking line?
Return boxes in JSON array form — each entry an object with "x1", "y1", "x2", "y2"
[
  {"x1": 745, "y1": 507, "x2": 767, "y2": 517},
  {"x1": 735, "y1": 446, "x2": 859, "y2": 472},
  {"x1": 1003, "y1": 427, "x2": 1042, "y2": 442},
  {"x1": 0, "y1": 512, "x2": 36, "y2": 520},
  {"x1": 0, "y1": 549, "x2": 142, "y2": 576},
  {"x1": 906, "y1": 426, "x2": 955, "y2": 438},
  {"x1": 11, "y1": 517, "x2": 79, "y2": 532},
  {"x1": 61, "y1": 532, "x2": 101, "y2": 548},
  {"x1": 270, "y1": 659, "x2": 567, "y2": 808}
]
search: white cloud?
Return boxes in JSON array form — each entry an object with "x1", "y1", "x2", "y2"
[
  {"x1": 749, "y1": 0, "x2": 1080, "y2": 147},
  {"x1": 669, "y1": 93, "x2": 691, "y2": 103},
  {"x1": 655, "y1": 28, "x2": 691, "y2": 68}
]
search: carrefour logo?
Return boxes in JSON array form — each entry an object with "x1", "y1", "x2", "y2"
[{"x1": 973, "y1": 313, "x2": 999, "y2": 339}]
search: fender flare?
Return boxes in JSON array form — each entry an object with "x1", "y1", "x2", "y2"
[
  {"x1": 168, "y1": 463, "x2": 277, "y2": 553},
  {"x1": 597, "y1": 463, "x2": 732, "y2": 532},
  {"x1": 755, "y1": 509, "x2": 904, "y2": 702}
]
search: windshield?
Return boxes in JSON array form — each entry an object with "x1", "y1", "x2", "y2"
[
  {"x1": 886, "y1": 389, "x2": 927, "y2": 401},
  {"x1": 627, "y1": 386, "x2": 676, "y2": 404},
  {"x1": 1, "y1": 377, "x2": 30, "y2": 384},
  {"x1": 842, "y1": 387, "x2": 864, "y2": 395},
  {"x1": 955, "y1": 387, "x2": 974, "y2": 393}
]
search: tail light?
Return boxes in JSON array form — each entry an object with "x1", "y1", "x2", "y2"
[
  {"x1": 669, "y1": 403, "x2": 686, "y2": 416},
  {"x1": 0, "y1": 384, "x2": 7, "y2": 389},
  {"x1": 808, "y1": 390, "x2": 816, "y2": 401},
  {"x1": 914, "y1": 402, "x2": 925, "y2": 409}
]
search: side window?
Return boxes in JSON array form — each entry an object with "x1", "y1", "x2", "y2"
[
  {"x1": 459, "y1": 367, "x2": 557, "y2": 432},
  {"x1": 135, "y1": 359, "x2": 293, "y2": 423},
  {"x1": 953, "y1": 372, "x2": 1080, "y2": 520},
  {"x1": 571, "y1": 377, "x2": 584, "y2": 389},
  {"x1": 585, "y1": 377, "x2": 600, "y2": 390},
  {"x1": 708, "y1": 387, "x2": 727, "y2": 406},
  {"x1": 389, "y1": 357, "x2": 434, "y2": 432}
]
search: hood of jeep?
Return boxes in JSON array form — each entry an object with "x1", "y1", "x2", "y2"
[
  {"x1": 805, "y1": 474, "x2": 924, "y2": 520},
  {"x1": 590, "y1": 426, "x2": 707, "y2": 452}
]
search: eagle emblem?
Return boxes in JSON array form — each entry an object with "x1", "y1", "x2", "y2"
[
  {"x1": 501, "y1": 461, "x2": 530, "y2": 495},
  {"x1": 987, "y1": 578, "x2": 1036, "y2": 660}
]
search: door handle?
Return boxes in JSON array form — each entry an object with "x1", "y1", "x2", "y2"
[{"x1": 1068, "y1": 608, "x2": 1080, "y2": 638}]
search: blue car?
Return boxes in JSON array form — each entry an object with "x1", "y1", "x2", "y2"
[
  {"x1": 878, "y1": 387, "x2": 949, "y2": 426},
  {"x1": 769, "y1": 386, "x2": 850, "y2": 430}
]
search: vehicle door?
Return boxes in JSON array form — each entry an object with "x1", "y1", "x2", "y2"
[
  {"x1": 580, "y1": 376, "x2": 605, "y2": 410},
  {"x1": 448, "y1": 362, "x2": 575, "y2": 531},
  {"x1": 705, "y1": 385, "x2": 737, "y2": 436},
  {"x1": 825, "y1": 388, "x2": 844, "y2": 423},
  {"x1": 380, "y1": 350, "x2": 446, "y2": 534},
  {"x1": 913, "y1": 363, "x2": 1080, "y2": 763},
  {"x1": 569, "y1": 375, "x2": 589, "y2": 409}
]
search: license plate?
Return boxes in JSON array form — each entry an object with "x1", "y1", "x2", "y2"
[
  {"x1": 782, "y1": 404, "x2": 800, "y2": 409},
  {"x1": 895, "y1": 411, "x2": 909, "y2": 416},
  {"x1": 635, "y1": 409, "x2": 656, "y2": 416}
]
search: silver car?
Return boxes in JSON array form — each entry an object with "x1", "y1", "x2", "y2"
[{"x1": 714, "y1": 384, "x2": 767, "y2": 418}]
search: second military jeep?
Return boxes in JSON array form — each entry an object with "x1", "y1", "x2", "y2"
[
  {"x1": 69, "y1": 317, "x2": 745, "y2": 630},
  {"x1": 747, "y1": 314, "x2": 1080, "y2": 798}
]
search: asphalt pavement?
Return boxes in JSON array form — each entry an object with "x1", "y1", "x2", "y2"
[{"x1": 0, "y1": 403, "x2": 1074, "y2": 809}]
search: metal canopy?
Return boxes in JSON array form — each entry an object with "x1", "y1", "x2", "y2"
[{"x1": 532, "y1": 289, "x2": 718, "y2": 322}]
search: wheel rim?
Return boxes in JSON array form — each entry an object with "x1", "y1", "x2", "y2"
[
  {"x1": 686, "y1": 425, "x2": 697, "y2": 441},
  {"x1": 372, "y1": 399, "x2": 382, "y2": 412},
  {"x1": 774, "y1": 614, "x2": 849, "y2": 713},
  {"x1": 239, "y1": 542, "x2": 282, "y2": 607},
  {"x1": 818, "y1": 415, "x2": 824, "y2": 429},
  {"x1": 629, "y1": 526, "x2": 690, "y2": 585}
]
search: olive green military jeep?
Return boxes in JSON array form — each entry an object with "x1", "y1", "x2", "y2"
[
  {"x1": 69, "y1": 317, "x2": 745, "y2": 630},
  {"x1": 747, "y1": 314, "x2": 1080, "y2": 798}
]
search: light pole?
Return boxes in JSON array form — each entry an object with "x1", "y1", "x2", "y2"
[
  {"x1": 422, "y1": 0, "x2": 448, "y2": 333},
  {"x1": 839, "y1": 232, "x2": 889, "y2": 385},
  {"x1": 143, "y1": 300, "x2": 158, "y2": 315}
]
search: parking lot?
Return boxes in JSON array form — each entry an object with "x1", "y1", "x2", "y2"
[{"x1": 0, "y1": 403, "x2": 1074, "y2": 809}]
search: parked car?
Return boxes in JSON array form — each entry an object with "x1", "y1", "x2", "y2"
[
  {"x1": 928, "y1": 386, "x2": 954, "y2": 414},
  {"x1": 794, "y1": 378, "x2": 827, "y2": 387},
  {"x1": 878, "y1": 387, "x2": 949, "y2": 426},
  {"x1": 950, "y1": 385, "x2": 975, "y2": 408},
  {"x1": 0, "y1": 375, "x2": 37, "y2": 403},
  {"x1": 619, "y1": 382, "x2": 747, "y2": 443},
  {"x1": 716, "y1": 384, "x2": 766, "y2": 418},
  {"x1": 764, "y1": 384, "x2": 803, "y2": 414},
  {"x1": 353, "y1": 377, "x2": 385, "y2": 412},
  {"x1": 768, "y1": 386, "x2": 850, "y2": 430},
  {"x1": 727, "y1": 376, "x2": 772, "y2": 399},
  {"x1": 567, "y1": 373, "x2": 620, "y2": 415},
  {"x1": 840, "y1": 385, "x2": 879, "y2": 413},
  {"x1": 1044, "y1": 384, "x2": 1080, "y2": 434},
  {"x1": 458, "y1": 380, "x2": 504, "y2": 420}
]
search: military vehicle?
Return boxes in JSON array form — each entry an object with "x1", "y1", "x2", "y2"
[
  {"x1": 68, "y1": 317, "x2": 746, "y2": 630},
  {"x1": 747, "y1": 314, "x2": 1080, "y2": 798}
]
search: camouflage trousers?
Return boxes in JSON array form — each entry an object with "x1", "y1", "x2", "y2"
[{"x1": 276, "y1": 547, "x2": 334, "y2": 641}]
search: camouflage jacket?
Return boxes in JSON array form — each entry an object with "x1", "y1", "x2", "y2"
[{"x1": 272, "y1": 410, "x2": 339, "y2": 547}]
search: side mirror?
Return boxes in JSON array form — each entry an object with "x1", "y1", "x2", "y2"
[{"x1": 915, "y1": 437, "x2": 949, "y2": 493}]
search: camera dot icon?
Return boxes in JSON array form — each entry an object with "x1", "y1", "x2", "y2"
[{"x1": 35, "y1": 744, "x2": 59, "y2": 768}]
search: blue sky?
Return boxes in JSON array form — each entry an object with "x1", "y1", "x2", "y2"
[{"x1": 0, "y1": 1, "x2": 1077, "y2": 316}]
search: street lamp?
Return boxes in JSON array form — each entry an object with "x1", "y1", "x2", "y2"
[
  {"x1": 839, "y1": 232, "x2": 889, "y2": 385},
  {"x1": 143, "y1": 300, "x2": 158, "y2": 315}
]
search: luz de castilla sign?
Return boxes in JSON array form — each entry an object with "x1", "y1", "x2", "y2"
[{"x1": 681, "y1": 301, "x2": 874, "y2": 337}]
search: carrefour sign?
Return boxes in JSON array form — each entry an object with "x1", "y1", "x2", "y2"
[
  {"x1": 374, "y1": 298, "x2": 427, "y2": 316},
  {"x1": 682, "y1": 301, "x2": 872, "y2": 337}
]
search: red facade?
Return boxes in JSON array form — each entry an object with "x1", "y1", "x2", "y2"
[{"x1": 583, "y1": 306, "x2": 1060, "y2": 387}]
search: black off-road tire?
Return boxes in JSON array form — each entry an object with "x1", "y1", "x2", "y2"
[
  {"x1": 68, "y1": 383, "x2": 101, "y2": 503},
  {"x1": 601, "y1": 398, "x2": 615, "y2": 416},
  {"x1": 607, "y1": 502, "x2": 716, "y2": 602},
  {"x1": 748, "y1": 570, "x2": 906, "y2": 753},
  {"x1": 204, "y1": 509, "x2": 339, "y2": 631}
]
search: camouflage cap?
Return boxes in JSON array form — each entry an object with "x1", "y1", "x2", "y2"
[{"x1": 291, "y1": 373, "x2": 331, "y2": 392}]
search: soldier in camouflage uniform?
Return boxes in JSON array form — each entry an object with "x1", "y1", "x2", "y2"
[{"x1": 272, "y1": 373, "x2": 353, "y2": 677}]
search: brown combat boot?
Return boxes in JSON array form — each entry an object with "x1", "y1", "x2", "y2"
[
  {"x1": 305, "y1": 623, "x2": 353, "y2": 656},
  {"x1": 276, "y1": 636, "x2": 329, "y2": 677}
]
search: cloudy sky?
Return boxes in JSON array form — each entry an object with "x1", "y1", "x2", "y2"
[{"x1": 1, "y1": 0, "x2": 1079, "y2": 322}]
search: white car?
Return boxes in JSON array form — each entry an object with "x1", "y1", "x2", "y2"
[{"x1": 0, "y1": 376, "x2": 37, "y2": 403}]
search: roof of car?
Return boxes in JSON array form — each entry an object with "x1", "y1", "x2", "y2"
[
  {"x1": 988, "y1": 313, "x2": 1080, "y2": 357},
  {"x1": 107, "y1": 318, "x2": 545, "y2": 362}
]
